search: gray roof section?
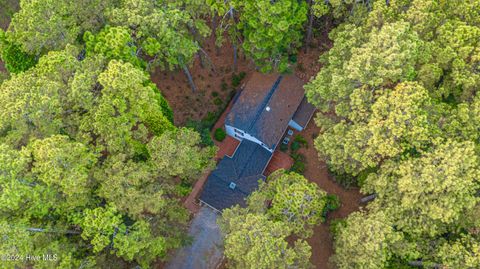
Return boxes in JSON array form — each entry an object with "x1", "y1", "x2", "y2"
[
  {"x1": 291, "y1": 97, "x2": 316, "y2": 129},
  {"x1": 199, "y1": 140, "x2": 272, "y2": 210},
  {"x1": 225, "y1": 73, "x2": 306, "y2": 149}
]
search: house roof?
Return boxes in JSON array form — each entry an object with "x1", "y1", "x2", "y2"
[
  {"x1": 199, "y1": 140, "x2": 272, "y2": 210},
  {"x1": 225, "y1": 73, "x2": 306, "y2": 149},
  {"x1": 291, "y1": 97, "x2": 316, "y2": 129}
]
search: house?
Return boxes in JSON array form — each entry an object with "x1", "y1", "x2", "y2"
[{"x1": 199, "y1": 73, "x2": 316, "y2": 211}]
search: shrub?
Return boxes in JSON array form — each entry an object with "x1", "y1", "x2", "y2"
[
  {"x1": 322, "y1": 194, "x2": 341, "y2": 220},
  {"x1": 289, "y1": 54, "x2": 298, "y2": 63},
  {"x1": 294, "y1": 135, "x2": 308, "y2": 147},
  {"x1": 221, "y1": 80, "x2": 228, "y2": 91},
  {"x1": 199, "y1": 128, "x2": 214, "y2": 146},
  {"x1": 213, "y1": 97, "x2": 223, "y2": 106},
  {"x1": 290, "y1": 141, "x2": 301, "y2": 152},
  {"x1": 290, "y1": 153, "x2": 306, "y2": 174},
  {"x1": 214, "y1": 128, "x2": 226, "y2": 141},
  {"x1": 328, "y1": 166, "x2": 358, "y2": 189},
  {"x1": 280, "y1": 143, "x2": 289, "y2": 152},
  {"x1": 325, "y1": 194, "x2": 341, "y2": 212},
  {"x1": 211, "y1": 91, "x2": 219, "y2": 97},
  {"x1": 231, "y1": 71, "x2": 246, "y2": 87}
]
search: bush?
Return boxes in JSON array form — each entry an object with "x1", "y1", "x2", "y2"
[
  {"x1": 221, "y1": 80, "x2": 228, "y2": 91},
  {"x1": 214, "y1": 128, "x2": 226, "y2": 141},
  {"x1": 280, "y1": 143, "x2": 289, "y2": 152},
  {"x1": 231, "y1": 71, "x2": 246, "y2": 87},
  {"x1": 294, "y1": 135, "x2": 308, "y2": 147},
  {"x1": 211, "y1": 91, "x2": 219, "y2": 97},
  {"x1": 199, "y1": 128, "x2": 214, "y2": 146},
  {"x1": 328, "y1": 166, "x2": 358, "y2": 189},
  {"x1": 322, "y1": 194, "x2": 341, "y2": 220},
  {"x1": 290, "y1": 141, "x2": 301, "y2": 152},
  {"x1": 290, "y1": 153, "x2": 306, "y2": 174},
  {"x1": 325, "y1": 194, "x2": 341, "y2": 212},
  {"x1": 213, "y1": 97, "x2": 223, "y2": 106}
]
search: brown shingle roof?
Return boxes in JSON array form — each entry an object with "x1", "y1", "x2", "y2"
[
  {"x1": 225, "y1": 73, "x2": 305, "y2": 149},
  {"x1": 291, "y1": 97, "x2": 316, "y2": 129}
]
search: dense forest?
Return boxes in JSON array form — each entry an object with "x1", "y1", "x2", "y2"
[{"x1": 1, "y1": 0, "x2": 480, "y2": 268}]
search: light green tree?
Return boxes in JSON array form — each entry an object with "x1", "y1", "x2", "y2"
[
  {"x1": 234, "y1": 0, "x2": 307, "y2": 72},
  {"x1": 332, "y1": 210, "x2": 404, "y2": 269},
  {"x1": 363, "y1": 140, "x2": 480, "y2": 236},
  {"x1": 249, "y1": 170, "x2": 327, "y2": 237},
  {"x1": 219, "y1": 207, "x2": 312, "y2": 269},
  {"x1": 147, "y1": 127, "x2": 216, "y2": 181}
]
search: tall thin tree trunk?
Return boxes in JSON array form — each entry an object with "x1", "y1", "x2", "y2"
[
  {"x1": 229, "y1": 6, "x2": 237, "y2": 72},
  {"x1": 198, "y1": 52, "x2": 205, "y2": 68},
  {"x1": 183, "y1": 65, "x2": 197, "y2": 92},
  {"x1": 305, "y1": 0, "x2": 314, "y2": 53},
  {"x1": 23, "y1": 227, "x2": 81, "y2": 235},
  {"x1": 233, "y1": 44, "x2": 238, "y2": 72}
]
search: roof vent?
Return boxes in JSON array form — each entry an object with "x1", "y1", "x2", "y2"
[
  {"x1": 229, "y1": 182, "x2": 236, "y2": 190},
  {"x1": 266, "y1": 106, "x2": 271, "y2": 112}
]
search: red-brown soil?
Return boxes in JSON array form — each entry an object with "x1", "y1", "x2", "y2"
[
  {"x1": 150, "y1": 36, "x2": 255, "y2": 126},
  {"x1": 299, "y1": 123, "x2": 362, "y2": 269}
]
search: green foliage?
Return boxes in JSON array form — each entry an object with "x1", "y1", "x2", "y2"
[
  {"x1": 214, "y1": 128, "x2": 226, "y2": 141},
  {"x1": 231, "y1": 71, "x2": 246, "y2": 87},
  {"x1": 332, "y1": 211, "x2": 403, "y2": 269},
  {"x1": 219, "y1": 170, "x2": 327, "y2": 268},
  {"x1": 324, "y1": 194, "x2": 341, "y2": 213},
  {"x1": 290, "y1": 140, "x2": 301, "y2": 152},
  {"x1": 294, "y1": 134, "x2": 308, "y2": 147},
  {"x1": 290, "y1": 153, "x2": 306, "y2": 174},
  {"x1": 8, "y1": 0, "x2": 111, "y2": 55},
  {"x1": 327, "y1": 166, "x2": 358, "y2": 189},
  {"x1": 364, "y1": 139, "x2": 480, "y2": 237},
  {"x1": 148, "y1": 128, "x2": 216, "y2": 181},
  {"x1": 221, "y1": 79, "x2": 228, "y2": 91},
  {"x1": 234, "y1": 0, "x2": 308, "y2": 72},
  {"x1": 107, "y1": 0, "x2": 210, "y2": 70},
  {"x1": 306, "y1": 1, "x2": 480, "y2": 268},
  {"x1": 219, "y1": 208, "x2": 312, "y2": 269},
  {"x1": 0, "y1": 48, "x2": 214, "y2": 267},
  {"x1": 259, "y1": 170, "x2": 327, "y2": 236},
  {"x1": 0, "y1": 30, "x2": 37, "y2": 73},
  {"x1": 213, "y1": 97, "x2": 223, "y2": 106},
  {"x1": 84, "y1": 26, "x2": 145, "y2": 68}
]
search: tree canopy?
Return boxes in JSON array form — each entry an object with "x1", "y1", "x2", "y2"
[
  {"x1": 305, "y1": 0, "x2": 480, "y2": 268},
  {"x1": 0, "y1": 45, "x2": 215, "y2": 267}
]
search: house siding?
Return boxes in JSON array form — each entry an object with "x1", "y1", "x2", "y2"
[{"x1": 225, "y1": 124, "x2": 273, "y2": 152}]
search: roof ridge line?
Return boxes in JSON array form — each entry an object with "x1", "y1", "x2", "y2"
[{"x1": 246, "y1": 75, "x2": 283, "y2": 132}]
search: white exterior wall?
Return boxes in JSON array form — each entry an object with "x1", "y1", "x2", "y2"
[
  {"x1": 288, "y1": 119, "x2": 303, "y2": 131},
  {"x1": 225, "y1": 124, "x2": 273, "y2": 152}
]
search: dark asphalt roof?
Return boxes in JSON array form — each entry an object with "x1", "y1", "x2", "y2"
[
  {"x1": 291, "y1": 97, "x2": 316, "y2": 129},
  {"x1": 199, "y1": 140, "x2": 272, "y2": 210},
  {"x1": 225, "y1": 73, "x2": 305, "y2": 149}
]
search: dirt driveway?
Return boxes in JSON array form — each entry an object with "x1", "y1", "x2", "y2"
[{"x1": 166, "y1": 207, "x2": 224, "y2": 269}]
